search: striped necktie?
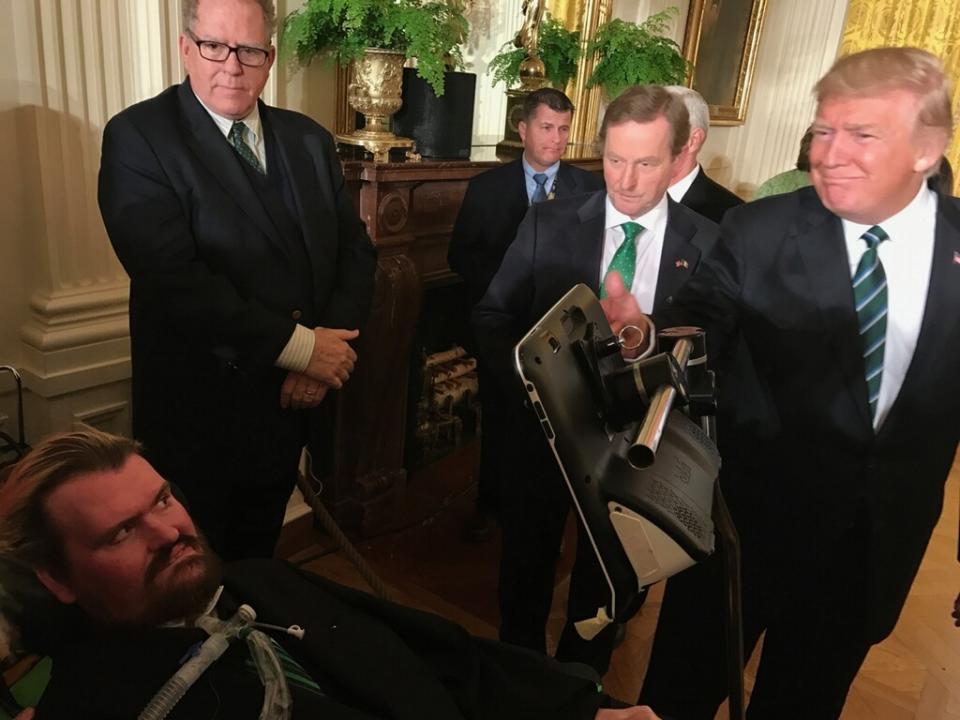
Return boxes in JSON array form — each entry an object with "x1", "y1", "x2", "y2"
[
  {"x1": 532, "y1": 172, "x2": 549, "y2": 203},
  {"x1": 852, "y1": 225, "x2": 889, "y2": 419},
  {"x1": 229, "y1": 121, "x2": 265, "y2": 174},
  {"x1": 600, "y1": 221, "x2": 643, "y2": 298}
]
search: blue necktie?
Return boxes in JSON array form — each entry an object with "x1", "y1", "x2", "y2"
[
  {"x1": 532, "y1": 173, "x2": 549, "y2": 203},
  {"x1": 852, "y1": 225, "x2": 889, "y2": 418}
]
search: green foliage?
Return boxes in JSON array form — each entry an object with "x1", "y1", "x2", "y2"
[
  {"x1": 280, "y1": 0, "x2": 468, "y2": 96},
  {"x1": 586, "y1": 9, "x2": 689, "y2": 100},
  {"x1": 488, "y1": 47, "x2": 525, "y2": 89},
  {"x1": 489, "y1": 15, "x2": 580, "y2": 90}
]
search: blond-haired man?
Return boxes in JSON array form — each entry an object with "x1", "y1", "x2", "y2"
[
  {"x1": 0, "y1": 428, "x2": 662, "y2": 719},
  {"x1": 611, "y1": 47, "x2": 960, "y2": 719}
]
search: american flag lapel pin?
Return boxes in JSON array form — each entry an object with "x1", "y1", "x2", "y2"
[{"x1": 675, "y1": 258, "x2": 689, "y2": 269}]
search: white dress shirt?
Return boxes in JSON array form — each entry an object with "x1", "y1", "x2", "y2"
[
  {"x1": 841, "y1": 185, "x2": 937, "y2": 430},
  {"x1": 667, "y1": 165, "x2": 700, "y2": 203},
  {"x1": 600, "y1": 193, "x2": 670, "y2": 314}
]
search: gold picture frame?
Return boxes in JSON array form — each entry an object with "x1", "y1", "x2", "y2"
[{"x1": 683, "y1": 0, "x2": 768, "y2": 125}]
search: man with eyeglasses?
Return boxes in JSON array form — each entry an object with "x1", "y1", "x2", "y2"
[{"x1": 97, "y1": 0, "x2": 376, "y2": 562}]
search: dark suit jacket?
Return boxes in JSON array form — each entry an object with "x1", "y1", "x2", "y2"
[
  {"x1": 472, "y1": 190, "x2": 720, "y2": 397},
  {"x1": 449, "y1": 159, "x2": 604, "y2": 307},
  {"x1": 678, "y1": 165, "x2": 743, "y2": 223},
  {"x1": 98, "y1": 81, "x2": 376, "y2": 468},
  {"x1": 680, "y1": 165, "x2": 743, "y2": 224},
  {"x1": 34, "y1": 560, "x2": 605, "y2": 720},
  {"x1": 656, "y1": 186, "x2": 960, "y2": 640}
]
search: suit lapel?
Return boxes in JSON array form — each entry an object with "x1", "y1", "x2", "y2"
[
  {"x1": 262, "y1": 104, "x2": 331, "y2": 270},
  {"x1": 570, "y1": 191, "x2": 607, "y2": 293},
  {"x1": 877, "y1": 196, "x2": 960, "y2": 440},
  {"x1": 176, "y1": 80, "x2": 283, "y2": 252},
  {"x1": 508, "y1": 159, "x2": 530, "y2": 215},
  {"x1": 794, "y1": 190, "x2": 874, "y2": 431},
  {"x1": 555, "y1": 162, "x2": 584, "y2": 198},
  {"x1": 679, "y1": 167, "x2": 708, "y2": 208},
  {"x1": 654, "y1": 199, "x2": 703, "y2": 309}
]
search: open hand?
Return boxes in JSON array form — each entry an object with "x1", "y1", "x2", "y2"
[{"x1": 305, "y1": 327, "x2": 359, "y2": 388}]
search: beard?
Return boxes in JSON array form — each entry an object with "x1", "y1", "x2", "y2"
[{"x1": 138, "y1": 533, "x2": 224, "y2": 626}]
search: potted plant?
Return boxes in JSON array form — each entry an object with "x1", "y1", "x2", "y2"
[
  {"x1": 281, "y1": 0, "x2": 467, "y2": 95},
  {"x1": 488, "y1": 14, "x2": 581, "y2": 90},
  {"x1": 586, "y1": 9, "x2": 688, "y2": 99},
  {"x1": 281, "y1": 0, "x2": 469, "y2": 161}
]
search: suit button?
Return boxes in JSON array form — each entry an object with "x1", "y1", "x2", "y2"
[{"x1": 292, "y1": 309, "x2": 302, "y2": 320}]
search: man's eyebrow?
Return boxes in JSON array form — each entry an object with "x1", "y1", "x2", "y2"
[{"x1": 98, "y1": 481, "x2": 172, "y2": 543}]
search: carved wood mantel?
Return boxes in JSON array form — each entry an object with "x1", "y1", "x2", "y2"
[{"x1": 324, "y1": 156, "x2": 602, "y2": 536}]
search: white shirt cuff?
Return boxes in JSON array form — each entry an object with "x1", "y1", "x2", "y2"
[{"x1": 275, "y1": 324, "x2": 315, "y2": 372}]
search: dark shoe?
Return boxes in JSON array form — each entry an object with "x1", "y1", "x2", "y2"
[{"x1": 463, "y1": 507, "x2": 497, "y2": 543}]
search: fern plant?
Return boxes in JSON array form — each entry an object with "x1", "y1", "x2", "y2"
[
  {"x1": 488, "y1": 15, "x2": 581, "y2": 90},
  {"x1": 281, "y1": 0, "x2": 468, "y2": 96},
  {"x1": 586, "y1": 9, "x2": 688, "y2": 100}
]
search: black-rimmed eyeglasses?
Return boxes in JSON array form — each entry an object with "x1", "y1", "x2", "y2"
[{"x1": 186, "y1": 30, "x2": 271, "y2": 68}]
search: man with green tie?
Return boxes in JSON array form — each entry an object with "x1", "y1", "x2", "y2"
[{"x1": 472, "y1": 85, "x2": 720, "y2": 670}]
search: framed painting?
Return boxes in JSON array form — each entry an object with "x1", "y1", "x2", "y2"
[{"x1": 683, "y1": 0, "x2": 768, "y2": 125}]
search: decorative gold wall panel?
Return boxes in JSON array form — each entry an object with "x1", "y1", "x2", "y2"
[
  {"x1": 840, "y1": 1, "x2": 960, "y2": 191},
  {"x1": 547, "y1": 0, "x2": 612, "y2": 150}
]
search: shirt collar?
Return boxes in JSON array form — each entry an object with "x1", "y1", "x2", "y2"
[
  {"x1": 668, "y1": 164, "x2": 700, "y2": 202},
  {"x1": 192, "y1": 85, "x2": 262, "y2": 143},
  {"x1": 522, "y1": 154, "x2": 560, "y2": 180},
  {"x1": 840, "y1": 183, "x2": 935, "y2": 246},
  {"x1": 604, "y1": 191, "x2": 669, "y2": 231}
]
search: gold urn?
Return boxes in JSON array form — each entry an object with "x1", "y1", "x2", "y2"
[{"x1": 336, "y1": 48, "x2": 416, "y2": 163}]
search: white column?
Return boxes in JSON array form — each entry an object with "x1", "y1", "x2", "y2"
[{"x1": 1, "y1": 0, "x2": 181, "y2": 440}]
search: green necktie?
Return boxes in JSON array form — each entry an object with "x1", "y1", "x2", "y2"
[
  {"x1": 600, "y1": 221, "x2": 643, "y2": 298},
  {"x1": 852, "y1": 225, "x2": 888, "y2": 419},
  {"x1": 229, "y1": 120, "x2": 265, "y2": 174}
]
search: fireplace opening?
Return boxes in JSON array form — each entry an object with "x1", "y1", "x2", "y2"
[{"x1": 405, "y1": 278, "x2": 481, "y2": 471}]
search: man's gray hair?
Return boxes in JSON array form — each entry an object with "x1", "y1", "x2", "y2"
[
  {"x1": 665, "y1": 85, "x2": 710, "y2": 136},
  {"x1": 182, "y1": 0, "x2": 277, "y2": 40}
]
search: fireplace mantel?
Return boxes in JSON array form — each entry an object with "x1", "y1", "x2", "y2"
[{"x1": 323, "y1": 155, "x2": 602, "y2": 536}]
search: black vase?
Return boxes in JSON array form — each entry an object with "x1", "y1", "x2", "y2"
[{"x1": 393, "y1": 68, "x2": 476, "y2": 159}]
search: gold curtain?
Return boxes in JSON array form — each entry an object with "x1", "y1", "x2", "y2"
[
  {"x1": 547, "y1": 0, "x2": 612, "y2": 151},
  {"x1": 840, "y1": 1, "x2": 960, "y2": 191}
]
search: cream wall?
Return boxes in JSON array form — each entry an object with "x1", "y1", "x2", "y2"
[
  {"x1": 0, "y1": 0, "x2": 848, "y2": 446},
  {"x1": 700, "y1": 0, "x2": 849, "y2": 197},
  {"x1": 611, "y1": 0, "x2": 848, "y2": 198}
]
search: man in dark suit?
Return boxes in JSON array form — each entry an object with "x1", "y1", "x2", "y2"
[
  {"x1": 0, "y1": 427, "x2": 661, "y2": 720},
  {"x1": 664, "y1": 86, "x2": 743, "y2": 223},
  {"x1": 606, "y1": 48, "x2": 960, "y2": 718},
  {"x1": 97, "y1": 0, "x2": 376, "y2": 562},
  {"x1": 473, "y1": 86, "x2": 719, "y2": 669},
  {"x1": 449, "y1": 88, "x2": 603, "y2": 542}
]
